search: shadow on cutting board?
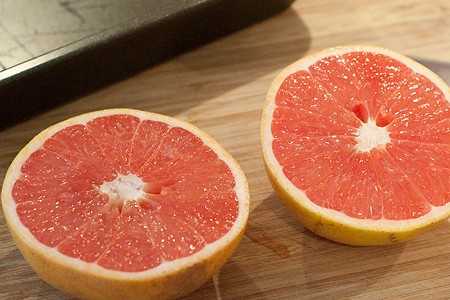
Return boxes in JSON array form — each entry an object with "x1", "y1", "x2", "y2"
[
  {"x1": 239, "y1": 192, "x2": 450, "y2": 299},
  {"x1": 237, "y1": 193, "x2": 407, "y2": 299}
]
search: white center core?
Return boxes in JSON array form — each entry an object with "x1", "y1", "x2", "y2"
[
  {"x1": 355, "y1": 119, "x2": 391, "y2": 152},
  {"x1": 98, "y1": 174, "x2": 145, "y2": 207}
]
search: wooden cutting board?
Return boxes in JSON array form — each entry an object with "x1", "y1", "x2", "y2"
[{"x1": 1, "y1": 0, "x2": 450, "y2": 299}]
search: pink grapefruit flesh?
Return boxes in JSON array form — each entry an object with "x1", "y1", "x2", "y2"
[
  {"x1": 2, "y1": 109, "x2": 249, "y2": 299},
  {"x1": 262, "y1": 45, "x2": 450, "y2": 245}
]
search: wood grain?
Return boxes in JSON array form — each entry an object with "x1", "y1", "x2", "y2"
[{"x1": 1, "y1": 0, "x2": 450, "y2": 299}]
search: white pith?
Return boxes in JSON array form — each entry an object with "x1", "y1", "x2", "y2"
[
  {"x1": 261, "y1": 45, "x2": 450, "y2": 231},
  {"x1": 98, "y1": 174, "x2": 146, "y2": 208},
  {"x1": 355, "y1": 119, "x2": 391, "y2": 152},
  {"x1": 2, "y1": 108, "x2": 250, "y2": 280}
]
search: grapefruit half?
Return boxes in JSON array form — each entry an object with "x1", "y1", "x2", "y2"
[
  {"x1": 2, "y1": 109, "x2": 249, "y2": 299},
  {"x1": 261, "y1": 45, "x2": 450, "y2": 246}
]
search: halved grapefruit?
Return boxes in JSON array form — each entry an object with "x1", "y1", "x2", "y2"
[
  {"x1": 2, "y1": 109, "x2": 249, "y2": 299},
  {"x1": 261, "y1": 45, "x2": 450, "y2": 246}
]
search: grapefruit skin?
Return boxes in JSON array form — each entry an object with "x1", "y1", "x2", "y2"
[
  {"x1": 261, "y1": 45, "x2": 450, "y2": 246},
  {"x1": 263, "y1": 160, "x2": 440, "y2": 246},
  {"x1": 2, "y1": 109, "x2": 249, "y2": 300},
  {"x1": 5, "y1": 213, "x2": 245, "y2": 299}
]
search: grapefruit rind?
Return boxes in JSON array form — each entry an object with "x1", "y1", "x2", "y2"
[
  {"x1": 2, "y1": 109, "x2": 250, "y2": 299},
  {"x1": 261, "y1": 45, "x2": 450, "y2": 246},
  {"x1": 263, "y1": 159, "x2": 446, "y2": 246}
]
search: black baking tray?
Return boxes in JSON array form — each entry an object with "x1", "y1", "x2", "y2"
[{"x1": 0, "y1": 0, "x2": 294, "y2": 128}]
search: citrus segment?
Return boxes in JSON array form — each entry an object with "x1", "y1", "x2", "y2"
[
  {"x1": 2, "y1": 109, "x2": 249, "y2": 299},
  {"x1": 262, "y1": 45, "x2": 450, "y2": 245}
]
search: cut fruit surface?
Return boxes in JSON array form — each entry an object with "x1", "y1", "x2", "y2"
[
  {"x1": 2, "y1": 109, "x2": 249, "y2": 299},
  {"x1": 261, "y1": 45, "x2": 450, "y2": 246}
]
